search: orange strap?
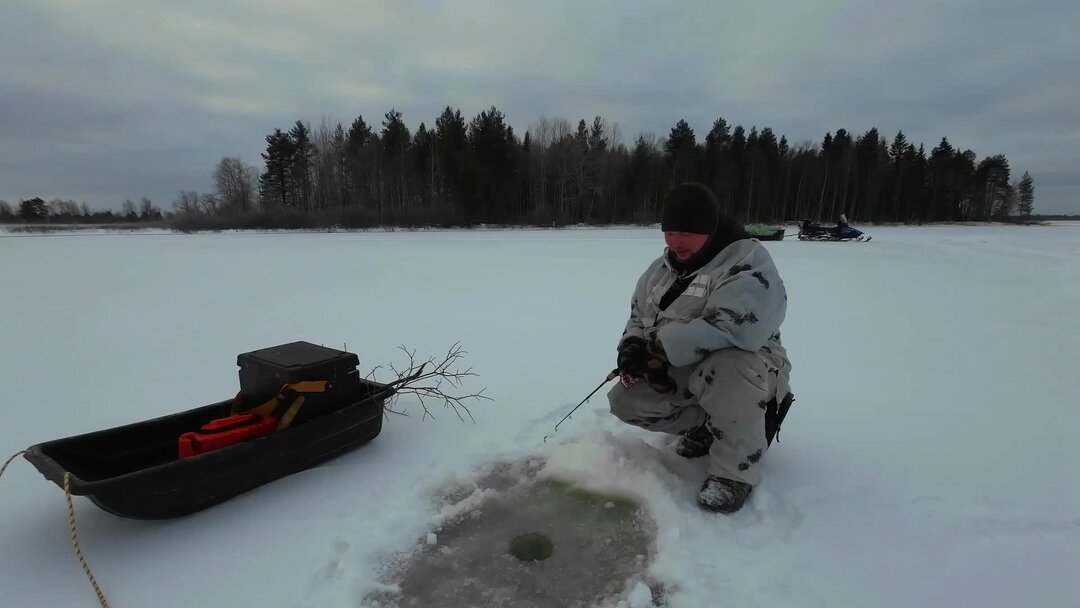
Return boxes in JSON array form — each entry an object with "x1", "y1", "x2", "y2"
[
  {"x1": 230, "y1": 380, "x2": 330, "y2": 424},
  {"x1": 283, "y1": 380, "x2": 330, "y2": 393}
]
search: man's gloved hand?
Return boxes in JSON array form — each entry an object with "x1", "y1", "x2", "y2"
[
  {"x1": 645, "y1": 365, "x2": 677, "y2": 395},
  {"x1": 617, "y1": 337, "x2": 671, "y2": 382},
  {"x1": 617, "y1": 337, "x2": 649, "y2": 377},
  {"x1": 642, "y1": 344, "x2": 676, "y2": 395}
]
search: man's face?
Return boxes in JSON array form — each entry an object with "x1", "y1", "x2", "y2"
[{"x1": 664, "y1": 231, "x2": 709, "y2": 261}]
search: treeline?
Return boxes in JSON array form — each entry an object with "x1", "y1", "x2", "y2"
[
  {"x1": 0, "y1": 196, "x2": 164, "y2": 224},
  {"x1": 6, "y1": 106, "x2": 1039, "y2": 229},
  {"x1": 174, "y1": 106, "x2": 1036, "y2": 229}
]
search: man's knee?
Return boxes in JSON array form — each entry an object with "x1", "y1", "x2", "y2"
[
  {"x1": 607, "y1": 383, "x2": 645, "y2": 424},
  {"x1": 608, "y1": 382, "x2": 673, "y2": 428},
  {"x1": 692, "y1": 348, "x2": 773, "y2": 395},
  {"x1": 702, "y1": 347, "x2": 763, "y2": 369}
]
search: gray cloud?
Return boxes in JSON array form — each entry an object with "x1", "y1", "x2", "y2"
[{"x1": 1, "y1": 0, "x2": 1077, "y2": 213}]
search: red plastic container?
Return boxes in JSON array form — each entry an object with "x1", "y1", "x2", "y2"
[{"x1": 178, "y1": 412, "x2": 279, "y2": 459}]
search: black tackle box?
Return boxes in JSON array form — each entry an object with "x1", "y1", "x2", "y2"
[{"x1": 236, "y1": 341, "x2": 366, "y2": 423}]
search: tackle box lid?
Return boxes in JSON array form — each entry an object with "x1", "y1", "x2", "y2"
[{"x1": 236, "y1": 341, "x2": 359, "y2": 373}]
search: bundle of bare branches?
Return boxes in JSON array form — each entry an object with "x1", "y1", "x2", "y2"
[{"x1": 366, "y1": 342, "x2": 491, "y2": 423}]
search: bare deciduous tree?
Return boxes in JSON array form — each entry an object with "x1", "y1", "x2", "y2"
[
  {"x1": 139, "y1": 197, "x2": 161, "y2": 220},
  {"x1": 172, "y1": 190, "x2": 202, "y2": 215},
  {"x1": 49, "y1": 198, "x2": 82, "y2": 216},
  {"x1": 366, "y1": 342, "x2": 491, "y2": 423},
  {"x1": 214, "y1": 157, "x2": 258, "y2": 213}
]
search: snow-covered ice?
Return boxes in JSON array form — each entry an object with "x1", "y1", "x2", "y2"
[{"x1": 1, "y1": 223, "x2": 1078, "y2": 607}]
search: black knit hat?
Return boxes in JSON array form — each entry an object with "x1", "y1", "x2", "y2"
[{"x1": 660, "y1": 182, "x2": 719, "y2": 234}]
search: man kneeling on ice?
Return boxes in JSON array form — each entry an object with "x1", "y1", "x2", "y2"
[{"x1": 608, "y1": 182, "x2": 793, "y2": 514}]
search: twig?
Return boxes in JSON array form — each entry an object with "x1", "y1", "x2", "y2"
[{"x1": 374, "y1": 342, "x2": 491, "y2": 423}]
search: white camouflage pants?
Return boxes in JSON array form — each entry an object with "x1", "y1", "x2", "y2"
[{"x1": 607, "y1": 347, "x2": 791, "y2": 486}]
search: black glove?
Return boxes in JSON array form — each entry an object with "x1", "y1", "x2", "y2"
[
  {"x1": 642, "y1": 344, "x2": 676, "y2": 395},
  {"x1": 617, "y1": 337, "x2": 650, "y2": 377},
  {"x1": 617, "y1": 337, "x2": 671, "y2": 381}
]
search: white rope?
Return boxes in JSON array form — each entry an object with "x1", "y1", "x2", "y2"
[
  {"x1": 2, "y1": 450, "x2": 110, "y2": 607},
  {"x1": 64, "y1": 472, "x2": 110, "y2": 608},
  {"x1": 0, "y1": 450, "x2": 24, "y2": 479}
]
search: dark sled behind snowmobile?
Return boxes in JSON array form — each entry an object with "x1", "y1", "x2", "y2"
[
  {"x1": 744, "y1": 224, "x2": 787, "y2": 241},
  {"x1": 22, "y1": 341, "x2": 394, "y2": 519}
]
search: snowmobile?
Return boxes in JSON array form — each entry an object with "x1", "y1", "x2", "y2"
[{"x1": 797, "y1": 218, "x2": 871, "y2": 242}]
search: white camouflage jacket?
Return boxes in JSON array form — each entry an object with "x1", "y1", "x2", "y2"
[{"x1": 620, "y1": 238, "x2": 790, "y2": 372}]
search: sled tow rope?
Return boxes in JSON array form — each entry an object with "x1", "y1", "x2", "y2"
[{"x1": 2, "y1": 450, "x2": 110, "y2": 608}]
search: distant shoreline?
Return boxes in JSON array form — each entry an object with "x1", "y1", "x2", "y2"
[{"x1": 3, "y1": 219, "x2": 1078, "y2": 237}]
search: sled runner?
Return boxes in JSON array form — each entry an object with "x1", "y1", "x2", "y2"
[
  {"x1": 21, "y1": 341, "x2": 393, "y2": 519},
  {"x1": 797, "y1": 219, "x2": 871, "y2": 242}
]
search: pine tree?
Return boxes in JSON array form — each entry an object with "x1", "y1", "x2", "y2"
[
  {"x1": 346, "y1": 116, "x2": 372, "y2": 156},
  {"x1": 665, "y1": 119, "x2": 698, "y2": 183},
  {"x1": 259, "y1": 129, "x2": 296, "y2": 209},
  {"x1": 952, "y1": 149, "x2": 978, "y2": 220},
  {"x1": 381, "y1": 108, "x2": 411, "y2": 215},
  {"x1": 728, "y1": 126, "x2": 748, "y2": 215},
  {"x1": 586, "y1": 116, "x2": 611, "y2": 221},
  {"x1": 412, "y1": 123, "x2": 436, "y2": 207},
  {"x1": 20, "y1": 197, "x2": 48, "y2": 220},
  {"x1": 703, "y1": 117, "x2": 733, "y2": 209},
  {"x1": 928, "y1": 137, "x2": 954, "y2": 221},
  {"x1": 1017, "y1": 171, "x2": 1035, "y2": 216},
  {"x1": 289, "y1": 121, "x2": 315, "y2": 211},
  {"x1": 853, "y1": 128, "x2": 883, "y2": 221},
  {"x1": 345, "y1": 115, "x2": 373, "y2": 207},
  {"x1": 888, "y1": 131, "x2": 909, "y2": 165},
  {"x1": 332, "y1": 123, "x2": 348, "y2": 210},
  {"x1": 467, "y1": 106, "x2": 517, "y2": 223},
  {"x1": 435, "y1": 107, "x2": 468, "y2": 213},
  {"x1": 888, "y1": 131, "x2": 909, "y2": 220}
]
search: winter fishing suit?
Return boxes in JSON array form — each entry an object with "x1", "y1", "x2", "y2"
[{"x1": 608, "y1": 236, "x2": 792, "y2": 488}]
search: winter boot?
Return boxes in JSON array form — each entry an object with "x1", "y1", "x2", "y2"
[
  {"x1": 697, "y1": 475, "x2": 752, "y2": 514},
  {"x1": 675, "y1": 422, "x2": 714, "y2": 458}
]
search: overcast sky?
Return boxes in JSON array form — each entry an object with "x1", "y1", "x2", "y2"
[{"x1": 2, "y1": 0, "x2": 1077, "y2": 214}]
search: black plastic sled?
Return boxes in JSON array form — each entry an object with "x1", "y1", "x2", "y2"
[
  {"x1": 797, "y1": 219, "x2": 871, "y2": 242},
  {"x1": 22, "y1": 341, "x2": 394, "y2": 519}
]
